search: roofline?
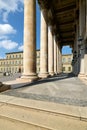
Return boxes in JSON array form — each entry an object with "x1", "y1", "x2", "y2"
[
  {"x1": 62, "y1": 54, "x2": 73, "y2": 56},
  {"x1": 6, "y1": 51, "x2": 23, "y2": 54},
  {"x1": 5, "y1": 49, "x2": 40, "y2": 54}
]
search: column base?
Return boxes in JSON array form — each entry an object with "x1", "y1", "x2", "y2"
[
  {"x1": 54, "y1": 72, "x2": 58, "y2": 75},
  {"x1": 78, "y1": 73, "x2": 85, "y2": 78},
  {"x1": 39, "y1": 72, "x2": 49, "y2": 78},
  {"x1": 49, "y1": 72, "x2": 55, "y2": 76},
  {"x1": 82, "y1": 74, "x2": 87, "y2": 80},
  {"x1": 21, "y1": 73, "x2": 38, "y2": 82}
]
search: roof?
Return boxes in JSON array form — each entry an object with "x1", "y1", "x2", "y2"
[
  {"x1": 62, "y1": 54, "x2": 73, "y2": 56},
  {"x1": 6, "y1": 51, "x2": 23, "y2": 54},
  {"x1": 6, "y1": 49, "x2": 40, "y2": 55}
]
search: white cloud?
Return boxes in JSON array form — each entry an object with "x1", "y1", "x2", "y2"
[
  {"x1": 0, "y1": 24, "x2": 18, "y2": 51},
  {"x1": 0, "y1": 0, "x2": 24, "y2": 22},
  {"x1": 0, "y1": 24, "x2": 16, "y2": 35},
  {"x1": 0, "y1": 40, "x2": 18, "y2": 50},
  {"x1": 18, "y1": 45, "x2": 24, "y2": 51}
]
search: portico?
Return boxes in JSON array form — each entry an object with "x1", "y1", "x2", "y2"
[{"x1": 22, "y1": 0, "x2": 87, "y2": 81}]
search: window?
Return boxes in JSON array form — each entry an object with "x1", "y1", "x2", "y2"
[
  {"x1": 63, "y1": 67, "x2": 65, "y2": 71},
  {"x1": 19, "y1": 54, "x2": 21, "y2": 58},
  {"x1": 68, "y1": 58, "x2": 71, "y2": 62},
  {"x1": 68, "y1": 67, "x2": 71, "y2": 71},
  {"x1": 37, "y1": 52, "x2": 40, "y2": 58},
  {"x1": 19, "y1": 61, "x2": 21, "y2": 64},
  {"x1": 62, "y1": 58, "x2": 66, "y2": 63}
]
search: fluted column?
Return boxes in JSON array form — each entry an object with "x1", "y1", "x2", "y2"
[
  {"x1": 48, "y1": 27, "x2": 54, "y2": 75},
  {"x1": 54, "y1": 36, "x2": 57, "y2": 74},
  {"x1": 39, "y1": 9, "x2": 49, "y2": 78},
  {"x1": 22, "y1": 0, "x2": 38, "y2": 81}
]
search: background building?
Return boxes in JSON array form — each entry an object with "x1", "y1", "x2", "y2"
[
  {"x1": 62, "y1": 54, "x2": 73, "y2": 73},
  {"x1": 0, "y1": 50, "x2": 40, "y2": 74},
  {"x1": 0, "y1": 51, "x2": 72, "y2": 75}
]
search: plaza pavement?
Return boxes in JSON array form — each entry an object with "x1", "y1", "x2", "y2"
[{"x1": 1, "y1": 73, "x2": 87, "y2": 107}]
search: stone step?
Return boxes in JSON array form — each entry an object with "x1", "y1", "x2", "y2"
[{"x1": 0, "y1": 95, "x2": 87, "y2": 130}]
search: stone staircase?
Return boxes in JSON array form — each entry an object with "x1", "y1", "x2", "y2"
[{"x1": 0, "y1": 95, "x2": 87, "y2": 130}]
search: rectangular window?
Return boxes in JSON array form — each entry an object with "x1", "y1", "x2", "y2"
[
  {"x1": 62, "y1": 58, "x2": 66, "y2": 63},
  {"x1": 63, "y1": 67, "x2": 65, "y2": 71},
  {"x1": 68, "y1": 67, "x2": 71, "y2": 71},
  {"x1": 68, "y1": 58, "x2": 71, "y2": 62}
]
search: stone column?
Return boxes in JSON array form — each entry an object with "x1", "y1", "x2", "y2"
[
  {"x1": 48, "y1": 27, "x2": 54, "y2": 76},
  {"x1": 84, "y1": 0, "x2": 87, "y2": 78},
  {"x1": 84, "y1": 43, "x2": 87, "y2": 78},
  {"x1": 78, "y1": 0, "x2": 85, "y2": 78},
  {"x1": 86, "y1": 0, "x2": 87, "y2": 36},
  {"x1": 57, "y1": 41, "x2": 59, "y2": 74},
  {"x1": 39, "y1": 9, "x2": 49, "y2": 78},
  {"x1": 22, "y1": 0, "x2": 38, "y2": 81},
  {"x1": 59, "y1": 45, "x2": 62, "y2": 73},
  {"x1": 54, "y1": 36, "x2": 57, "y2": 74},
  {"x1": 79, "y1": 44, "x2": 85, "y2": 77}
]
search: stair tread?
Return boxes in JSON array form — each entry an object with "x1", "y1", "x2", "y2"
[
  {"x1": 0, "y1": 94, "x2": 87, "y2": 120},
  {"x1": 0, "y1": 101, "x2": 87, "y2": 130}
]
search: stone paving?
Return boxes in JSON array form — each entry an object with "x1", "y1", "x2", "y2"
[
  {"x1": 0, "y1": 73, "x2": 21, "y2": 82},
  {"x1": 1, "y1": 73, "x2": 87, "y2": 107}
]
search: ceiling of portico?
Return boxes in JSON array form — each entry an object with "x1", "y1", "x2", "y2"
[{"x1": 38, "y1": 0, "x2": 79, "y2": 47}]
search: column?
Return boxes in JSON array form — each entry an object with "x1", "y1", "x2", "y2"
[
  {"x1": 78, "y1": 0, "x2": 85, "y2": 77},
  {"x1": 59, "y1": 45, "x2": 62, "y2": 73},
  {"x1": 39, "y1": 9, "x2": 49, "y2": 78},
  {"x1": 22, "y1": 0, "x2": 38, "y2": 81},
  {"x1": 79, "y1": 45, "x2": 85, "y2": 77},
  {"x1": 86, "y1": 0, "x2": 87, "y2": 36},
  {"x1": 48, "y1": 27, "x2": 54, "y2": 76},
  {"x1": 85, "y1": 0, "x2": 87, "y2": 78},
  {"x1": 57, "y1": 41, "x2": 59, "y2": 74},
  {"x1": 84, "y1": 44, "x2": 87, "y2": 78},
  {"x1": 54, "y1": 36, "x2": 57, "y2": 74}
]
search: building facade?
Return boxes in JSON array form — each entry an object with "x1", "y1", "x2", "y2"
[
  {"x1": 62, "y1": 54, "x2": 73, "y2": 73},
  {"x1": 0, "y1": 50, "x2": 73, "y2": 75},
  {"x1": 0, "y1": 50, "x2": 40, "y2": 74}
]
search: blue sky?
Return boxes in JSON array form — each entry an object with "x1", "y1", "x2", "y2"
[{"x1": 0, "y1": 0, "x2": 71, "y2": 58}]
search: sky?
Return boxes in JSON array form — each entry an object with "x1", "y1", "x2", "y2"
[{"x1": 0, "y1": 0, "x2": 71, "y2": 59}]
